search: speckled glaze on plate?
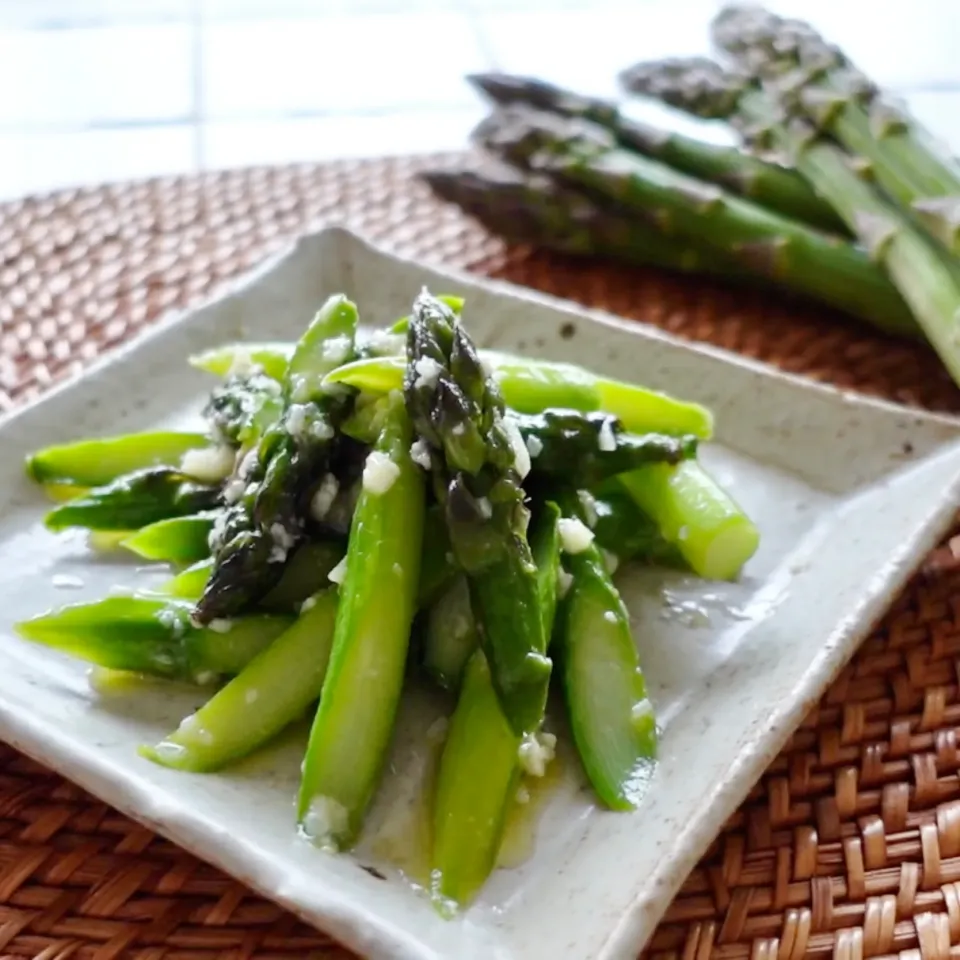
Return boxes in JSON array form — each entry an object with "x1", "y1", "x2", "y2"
[{"x1": 0, "y1": 227, "x2": 959, "y2": 960}]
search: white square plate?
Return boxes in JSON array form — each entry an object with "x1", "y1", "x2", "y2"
[{"x1": 1, "y1": 227, "x2": 959, "y2": 960}]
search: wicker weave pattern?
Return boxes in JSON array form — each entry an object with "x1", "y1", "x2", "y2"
[{"x1": 1, "y1": 153, "x2": 959, "y2": 959}]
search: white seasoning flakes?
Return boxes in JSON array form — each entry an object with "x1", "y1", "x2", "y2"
[
  {"x1": 310, "y1": 419, "x2": 334, "y2": 441},
  {"x1": 51, "y1": 573, "x2": 84, "y2": 589},
  {"x1": 362, "y1": 450, "x2": 401, "y2": 495},
  {"x1": 238, "y1": 448, "x2": 259, "y2": 480},
  {"x1": 413, "y1": 355, "x2": 443, "y2": 390},
  {"x1": 194, "y1": 670, "x2": 217, "y2": 686},
  {"x1": 245, "y1": 688, "x2": 260, "y2": 705},
  {"x1": 208, "y1": 618, "x2": 234, "y2": 634},
  {"x1": 178, "y1": 713, "x2": 213, "y2": 744},
  {"x1": 286, "y1": 403, "x2": 309, "y2": 438},
  {"x1": 601, "y1": 549, "x2": 620, "y2": 576},
  {"x1": 598, "y1": 418, "x2": 617, "y2": 453},
  {"x1": 557, "y1": 569, "x2": 574, "y2": 599},
  {"x1": 158, "y1": 606, "x2": 186, "y2": 639},
  {"x1": 322, "y1": 335, "x2": 352, "y2": 365},
  {"x1": 515, "y1": 786, "x2": 531, "y2": 805},
  {"x1": 328, "y1": 556, "x2": 348, "y2": 585},
  {"x1": 480, "y1": 357, "x2": 494, "y2": 380},
  {"x1": 517, "y1": 731, "x2": 557, "y2": 778},
  {"x1": 501, "y1": 415, "x2": 531, "y2": 480},
  {"x1": 525, "y1": 433, "x2": 544, "y2": 459},
  {"x1": 310, "y1": 473, "x2": 340, "y2": 521},
  {"x1": 577, "y1": 489, "x2": 599, "y2": 528},
  {"x1": 603, "y1": 610, "x2": 618, "y2": 624},
  {"x1": 301, "y1": 795, "x2": 350, "y2": 851},
  {"x1": 300, "y1": 595, "x2": 318, "y2": 614},
  {"x1": 409, "y1": 437, "x2": 433, "y2": 470},
  {"x1": 558, "y1": 517, "x2": 595, "y2": 555},
  {"x1": 677, "y1": 525, "x2": 689, "y2": 542},
  {"x1": 223, "y1": 477, "x2": 246, "y2": 504},
  {"x1": 426, "y1": 716, "x2": 449, "y2": 743},
  {"x1": 226, "y1": 347, "x2": 255, "y2": 378},
  {"x1": 180, "y1": 445, "x2": 236, "y2": 483},
  {"x1": 476, "y1": 496, "x2": 493, "y2": 520}
]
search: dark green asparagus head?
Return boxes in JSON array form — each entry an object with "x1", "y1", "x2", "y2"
[
  {"x1": 472, "y1": 106, "x2": 616, "y2": 170},
  {"x1": 403, "y1": 289, "x2": 531, "y2": 573},
  {"x1": 204, "y1": 370, "x2": 285, "y2": 447},
  {"x1": 617, "y1": 56, "x2": 750, "y2": 119},
  {"x1": 467, "y1": 71, "x2": 620, "y2": 128}
]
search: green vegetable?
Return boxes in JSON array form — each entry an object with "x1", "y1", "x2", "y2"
[
  {"x1": 472, "y1": 105, "x2": 919, "y2": 339},
  {"x1": 422, "y1": 575, "x2": 478, "y2": 692},
  {"x1": 467, "y1": 70, "x2": 848, "y2": 234},
  {"x1": 325, "y1": 351, "x2": 715, "y2": 440},
  {"x1": 190, "y1": 342, "x2": 294, "y2": 380},
  {"x1": 25, "y1": 431, "x2": 210, "y2": 487},
  {"x1": 121, "y1": 512, "x2": 217, "y2": 564},
  {"x1": 15, "y1": 596, "x2": 291, "y2": 681},
  {"x1": 587, "y1": 482, "x2": 684, "y2": 568},
  {"x1": 297, "y1": 392, "x2": 425, "y2": 850},
  {"x1": 44, "y1": 468, "x2": 220, "y2": 533},
  {"x1": 142, "y1": 588, "x2": 339, "y2": 772},
  {"x1": 195, "y1": 294, "x2": 359, "y2": 624},
  {"x1": 557, "y1": 540, "x2": 656, "y2": 810},
  {"x1": 404, "y1": 290, "x2": 550, "y2": 735},
  {"x1": 619, "y1": 461, "x2": 759, "y2": 581}
]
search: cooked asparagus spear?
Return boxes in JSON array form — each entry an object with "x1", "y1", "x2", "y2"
[
  {"x1": 421, "y1": 163, "x2": 755, "y2": 280},
  {"x1": 25, "y1": 431, "x2": 211, "y2": 487},
  {"x1": 297, "y1": 391, "x2": 425, "y2": 851},
  {"x1": 15, "y1": 596, "x2": 291, "y2": 681},
  {"x1": 557, "y1": 533, "x2": 657, "y2": 810},
  {"x1": 711, "y1": 4, "x2": 960, "y2": 255},
  {"x1": 44, "y1": 468, "x2": 221, "y2": 533},
  {"x1": 467, "y1": 70, "x2": 847, "y2": 233},
  {"x1": 619, "y1": 461, "x2": 758, "y2": 581},
  {"x1": 327, "y1": 352, "x2": 715, "y2": 439},
  {"x1": 473, "y1": 106, "x2": 919, "y2": 339},
  {"x1": 203, "y1": 369, "x2": 285, "y2": 447},
  {"x1": 430, "y1": 503, "x2": 561, "y2": 911},
  {"x1": 619, "y1": 56, "x2": 960, "y2": 386},
  {"x1": 404, "y1": 289, "x2": 550, "y2": 735},
  {"x1": 121, "y1": 512, "x2": 217, "y2": 565},
  {"x1": 194, "y1": 294, "x2": 359, "y2": 625},
  {"x1": 423, "y1": 575, "x2": 478, "y2": 692},
  {"x1": 142, "y1": 587, "x2": 339, "y2": 772}
]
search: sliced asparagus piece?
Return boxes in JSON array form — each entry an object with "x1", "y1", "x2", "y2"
[
  {"x1": 327, "y1": 352, "x2": 715, "y2": 440},
  {"x1": 25, "y1": 431, "x2": 210, "y2": 487},
  {"x1": 15, "y1": 596, "x2": 291, "y2": 681},
  {"x1": 557, "y1": 531, "x2": 656, "y2": 810},
  {"x1": 467, "y1": 70, "x2": 847, "y2": 233},
  {"x1": 429, "y1": 504, "x2": 561, "y2": 911},
  {"x1": 297, "y1": 392, "x2": 425, "y2": 850},
  {"x1": 423, "y1": 575, "x2": 478, "y2": 692},
  {"x1": 619, "y1": 56, "x2": 960, "y2": 385},
  {"x1": 711, "y1": 4, "x2": 960, "y2": 254},
  {"x1": 472, "y1": 106, "x2": 918, "y2": 338},
  {"x1": 190, "y1": 342, "x2": 294, "y2": 381},
  {"x1": 404, "y1": 290, "x2": 550, "y2": 735},
  {"x1": 142, "y1": 587, "x2": 339, "y2": 772},
  {"x1": 121, "y1": 512, "x2": 217, "y2": 565},
  {"x1": 195, "y1": 294, "x2": 359, "y2": 625},
  {"x1": 44, "y1": 468, "x2": 221, "y2": 533}
]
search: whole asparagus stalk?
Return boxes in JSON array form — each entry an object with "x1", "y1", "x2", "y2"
[
  {"x1": 619, "y1": 57, "x2": 960, "y2": 385},
  {"x1": 404, "y1": 289, "x2": 551, "y2": 736},
  {"x1": 421, "y1": 162, "x2": 753, "y2": 280},
  {"x1": 710, "y1": 4, "x2": 960, "y2": 255},
  {"x1": 467, "y1": 70, "x2": 846, "y2": 234},
  {"x1": 472, "y1": 106, "x2": 919, "y2": 338}
]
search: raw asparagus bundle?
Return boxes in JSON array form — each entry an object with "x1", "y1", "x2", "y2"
[
  {"x1": 467, "y1": 70, "x2": 847, "y2": 234},
  {"x1": 618, "y1": 46, "x2": 960, "y2": 385},
  {"x1": 469, "y1": 105, "x2": 918, "y2": 338},
  {"x1": 709, "y1": 5, "x2": 960, "y2": 255},
  {"x1": 16, "y1": 287, "x2": 761, "y2": 914}
]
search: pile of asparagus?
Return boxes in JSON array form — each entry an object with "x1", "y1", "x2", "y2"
[
  {"x1": 421, "y1": 3, "x2": 960, "y2": 384},
  {"x1": 18, "y1": 290, "x2": 759, "y2": 911}
]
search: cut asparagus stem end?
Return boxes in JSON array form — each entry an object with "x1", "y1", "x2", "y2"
[
  {"x1": 141, "y1": 588, "x2": 339, "y2": 773},
  {"x1": 594, "y1": 379, "x2": 713, "y2": 439},
  {"x1": 620, "y1": 461, "x2": 760, "y2": 580},
  {"x1": 42, "y1": 482, "x2": 89, "y2": 503},
  {"x1": 120, "y1": 513, "x2": 216, "y2": 565},
  {"x1": 26, "y1": 432, "x2": 210, "y2": 487},
  {"x1": 430, "y1": 649, "x2": 520, "y2": 913}
]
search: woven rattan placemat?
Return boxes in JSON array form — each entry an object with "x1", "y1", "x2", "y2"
[{"x1": 2, "y1": 153, "x2": 960, "y2": 960}]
